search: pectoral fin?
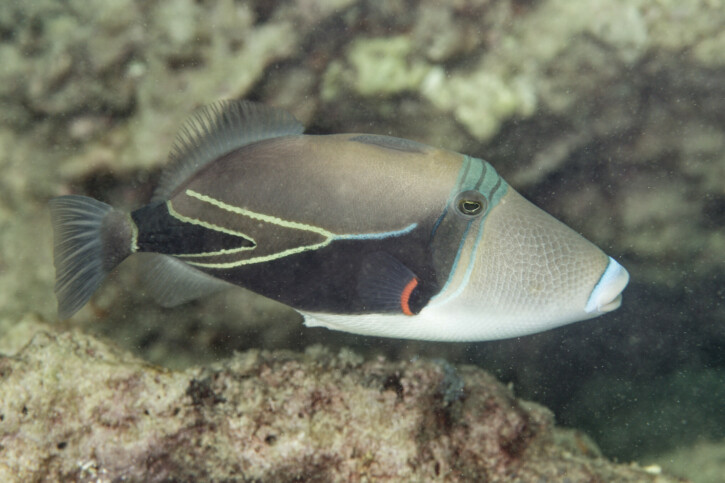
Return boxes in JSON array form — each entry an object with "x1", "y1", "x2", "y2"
[{"x1": 356, "y1": 252, "x2": 421, "y2": 315}]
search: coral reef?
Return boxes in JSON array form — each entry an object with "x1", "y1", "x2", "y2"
[{"x1": 0, "y1": 329, "x2": 681, "y2": 481}]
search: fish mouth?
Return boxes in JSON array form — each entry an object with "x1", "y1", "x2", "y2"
[
  {"x1": 596, "y1": 293, "x2": 622, "y2": 312},
  {"x1": 585, "y1": 257, "x2": 630, "y2": 314}
]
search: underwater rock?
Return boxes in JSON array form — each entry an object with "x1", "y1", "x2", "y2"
[{"x1": 0, "y1": 329, "x2": 683, "y2": 482}]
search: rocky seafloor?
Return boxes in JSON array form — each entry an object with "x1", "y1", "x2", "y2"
[
  {"x1": 1, "y1": 322, "x2": 679, "y2": 481},
  {"x1": 0, "y1": 0, "x2": 723, "y2": 481}
]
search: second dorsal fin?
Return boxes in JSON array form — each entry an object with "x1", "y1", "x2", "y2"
[{"x1": 152, "y1": 100, "x2": 305, "y2": 202}]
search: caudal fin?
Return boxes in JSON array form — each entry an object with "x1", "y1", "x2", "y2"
[{"x1": 48, "y1": 195, "x2": 136, "y2": 319}]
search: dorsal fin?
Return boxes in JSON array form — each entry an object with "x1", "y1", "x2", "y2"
[
  {"x1": 349, "y1": 134, "x2": 429, "y2": 153},
  {"x1": 152, "y1": 100, "x2": 305, "y2": 202}
]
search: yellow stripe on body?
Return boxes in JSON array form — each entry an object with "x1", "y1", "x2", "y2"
[
  {"x1": 186, "y1": 240, "x2": 333, "y2": 269},
  {"x1": 186, "y1": 189, "x2": 335, "y2": 238},
  {"x1": 174, "y1": 245, "x2": 256, "y2": 258},
  {"x1": 172, "y1": 189, "x2": 416, "y2": 269},
  {"x1": 173, "y1": 189, "x2": 335, "y2": 268},
  {"x1": 167, "y1": 200, "x2": 258, "y2": 242},
  {"x1": 166, "y1": 200, "x2": 257, "y2": 259}
]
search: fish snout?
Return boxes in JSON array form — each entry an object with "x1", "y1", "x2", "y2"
[
  {"x1": 585, "y1": 257, "x2": 630, "y2": 314},
  {"x1": 453, "y1": 187, "x2": 631, "y2": 336}
]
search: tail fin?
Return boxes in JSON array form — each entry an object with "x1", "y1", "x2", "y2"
[{"x1": 48, "y1": 195, "x2": 137, "y2": 319}]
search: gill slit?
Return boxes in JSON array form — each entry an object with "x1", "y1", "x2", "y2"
[{"x1": 428, "y1": 220, "x2": 472, "y2": 307}]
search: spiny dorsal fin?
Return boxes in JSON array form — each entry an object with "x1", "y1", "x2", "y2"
[{"x1": 152, "y1": 100, "x2": 305, "y2": 202}]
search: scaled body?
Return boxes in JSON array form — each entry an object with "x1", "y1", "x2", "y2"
[{"x1": 49, "y1": 101, "x2": 629, "y2": 341}]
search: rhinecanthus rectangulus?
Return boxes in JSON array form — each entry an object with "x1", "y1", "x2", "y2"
[{"x1": 49, "y1": 100, "x2": 629, "y2": 341}]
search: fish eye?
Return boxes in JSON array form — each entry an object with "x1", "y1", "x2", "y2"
[
  {"x1": 455, "y1": 190, "x2": 487, "y2": 217},
  {"x1": 459, "y1": 200, "x2": 482, "y2": 214}
]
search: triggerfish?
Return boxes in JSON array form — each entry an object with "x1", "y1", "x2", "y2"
[{"x1": 49, "y1": 100, "x2": 629, "y2": 341}]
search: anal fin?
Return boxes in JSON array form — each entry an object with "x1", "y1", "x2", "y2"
[
  {"x1": 137, "y1": 253, "x2": 233, "y2": 307},
  {"x1": 300, "y1": 311, "x2": 325, "y2": 328}
]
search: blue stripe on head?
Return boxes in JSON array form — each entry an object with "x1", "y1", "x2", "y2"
[
  {"x1": 335, "y1": 223, "x2": 418, "y2": 241},
  {"x1": 428, "y1": 156, "x2": 509, "y2": 307},
  {"x1": 460, "y1": 156, "x2": 508, "y2": 206},
  {"x1": 429, "y1": 208, "x2": 448, "y2": 241}
]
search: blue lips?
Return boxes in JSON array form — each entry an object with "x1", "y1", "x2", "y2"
[{"x1": 585, "y1": 257, "x2": 630, "y2": 314}]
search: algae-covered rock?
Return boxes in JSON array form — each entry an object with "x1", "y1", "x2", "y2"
[{"x1": 0, "y1": 330, "x2": 682, "y2": 481}]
